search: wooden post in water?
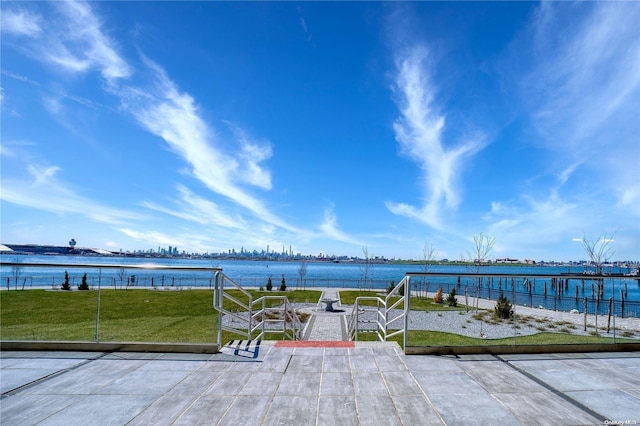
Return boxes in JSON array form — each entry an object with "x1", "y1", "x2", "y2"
[
  {"x1": 575, "y1": 286, "x2": 579, "y2": 301},
  {"x1": 620, "y1": 290, "x2": 625, "y2": 318},
  {"x1": 583, "y1": 297, "x2": 587, "y2": 331},
  {"x1": 607, "y1": 297, "x2": 613, "y2": 333},
  {"x1": 465, "y1": 287, "x2": 469, "y2": 313}
]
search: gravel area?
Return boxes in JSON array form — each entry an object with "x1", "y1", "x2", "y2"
[{"x1": 349, "y1": 307, "x2": 639, "y2": 340}]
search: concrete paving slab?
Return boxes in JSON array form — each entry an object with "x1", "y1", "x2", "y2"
[
  {"x1": 322, "y1": 353, "x2": 351, "y2": 372},
  {"x1": 203, "y1": 371, "x2": 251, "y2": 395},
  {"x1": 493, "y1": 391, "x2": 601, "y2": 426},
  {"x1": 127, "y1": 392, "x2": 197, "y2": 426},
  {"x1": 172, "y1": 395, "x2": 235, "y2": 426},
  {"x1": 350, "y1": 354, "x2": 380, "y2": 372},
  {"x1": 1, "y1": 348, "x2": 638, "y2": 425},
  {"x1": 317, "y1": 395, "x2": 358, "y2": 426},
  {"x1": 276, "y1": 371, "x2": 321, "y2": 396},
  {"x1": 375, "y1": 354, "x2": 409, "y2": 371},
  {"x1": 265, "y1": 395, "x2": 317, "y2": 425},
  {"x1": 521, "y1": 368, "x2": 613, "y2": 392},
  {"x1": 412, "y1": 370, "x2": 488, "y2": 395},
  {"x1": 217, "y1": 395, "x2": 271, "y2": 426},
  {"x1": 565, "y1": 389, "x2": 640, "y2": 422},
  {"x1": 169, "y1": 371, "x2": 221, "y2": 395},
  {"x1": 402, "y1": 354, "x2": 463, "y2": 371},
  {"x1": 355, "y1": 394, "x2": 401, "y2": 426},
  {"x1": 286, "y1": 354, "x2": 323, "y2": 372},
  {"x1": 20, "y1": 368, "x2": 125, "y2": 395},
  {"x1": 382, "y1": 371, "x2": 424, "y2": 395},
  {"x1": 465, "y1": 368, "x2": 549, "y2": 393},
  {"x1": 37, "y1": 394, "x2": 157, "y2": 426},
  {"x1": 0, "y1": 394, "x2": 78, "y2": 425},
  {"x1": 320, "y1": 372, "x2": 354, "y2": 396},
  {"x1": 238, "y1": 371, "x2": 282, "y2": 396},
  {"x1": 428, "y1": 392, "x2": 524, "y2": 425},
  {"x1": 98, "y1": 369, "x2": 191, "y2": 395},
  {"x1": 393, "y1": 394, "x2": 444, "y2": 425},
  {"x1": 352, "y1": 371, "x2": 388, "y2": 395}
]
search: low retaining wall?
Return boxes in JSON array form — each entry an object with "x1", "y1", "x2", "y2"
[
  {"x1": 405, "y1": 342, "x2": 640, "y2": 355},
  {"x1": 1, "y1": 340, "x2": 219, "y2": 354}
]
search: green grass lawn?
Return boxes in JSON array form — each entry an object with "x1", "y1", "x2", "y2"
[
  {"x1": 355, "y1": 329, "x2": 638, "y2": 347},
  {"x1": 339, "y1": 290, "x2": 466, "y2": 311},
  {"x1": 0, "y1": 289, "x2": 322, "y2": 343}
]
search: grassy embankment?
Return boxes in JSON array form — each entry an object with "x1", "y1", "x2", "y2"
[{"x1": 0, "y1": 289, "x2": 320, "y2": 343}]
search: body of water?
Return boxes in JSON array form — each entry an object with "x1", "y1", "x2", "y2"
[{"x1": 2, "y1": 255, "x2": 639, "y2": 315}]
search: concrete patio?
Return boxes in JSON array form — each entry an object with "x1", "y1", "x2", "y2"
[{"x1": 1, "y1": 344, "x2": 639, "y2": 425}]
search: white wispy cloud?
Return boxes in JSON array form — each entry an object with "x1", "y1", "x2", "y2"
[
  {"x1": 319, "y1": 205, "x2": 365, "y2": 246},
  {"x1": 2, "y1": 1, "x2": 131, "y2": 81},
  {"x1": 0, "y1": 164, "x2": 143, "y2": 224},
  {"x1": 124, "y1": 59, "x2": 300, "y2": 232},
  {"x1": 50, "y1": 0, "x2": 132, "y2": 81},
  {"x1": 142, "y1": 185, "x2": 246, "y2": 230},
  {"x1": 4, "y1": 0, "x2": 303, "y2": 238},
  {"x1": 387, "y1": 46, "x2": 485, "y2": 229},
  {"x1": 0, "y1": 9, "x2": 42, "y2": 37},
  {"x1": 522, "y1": 2, "x2": 640, "y2": 214}
]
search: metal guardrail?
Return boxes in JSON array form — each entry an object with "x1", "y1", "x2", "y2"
[
  {"x1": 348, "y1": 276, "x2": 409, "y2": 345},
  {"x1": 213, "y1": 271, "x2": 302, "y2": 345}
]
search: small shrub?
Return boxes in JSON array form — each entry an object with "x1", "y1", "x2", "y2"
[
  {"x1": 61, "y1": 271, "x2": 71, "y2": 291},
  {"x1": 266, "y1": 277, "x2": 273, "y2": 291},
  {"x1": 493, "y1": 293, "x2": 513, "y2": 319},
  {"x1": 472, "y1": 312, "x2": 488, "y2": 321},
  {"x1": 621, "y1": 330, "x2": 634, "y2": 338},
  {"x1": 279, "y1": 275, "x2": 286, "y2": 292},
  {"x1": 259, "y1": 286, "x2": 264, "y2": 291},
  {"x1": 433, "y1": 287, "x2": 444, "y2": 304},
  {"x1": 387, "y1": 281, "x2": 395, "y2": 294},
  {"x1": 78, "y1": 273, "x2": 89, "y2": 291},
  {"x1": 445, "y1": 288, "x2": 458, "y2": 307}
]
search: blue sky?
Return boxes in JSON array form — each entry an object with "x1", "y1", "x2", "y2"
[{"x1": 1, "y1": 1, "x2": 639, "y2": 261}]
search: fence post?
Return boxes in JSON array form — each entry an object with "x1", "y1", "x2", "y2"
[{"x1": 607, "y1": 297, "x2": 612, "y2": 333}]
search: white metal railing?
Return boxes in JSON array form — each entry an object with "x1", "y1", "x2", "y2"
[
  {"x1": 213, "y1": 271, "x2": 303, "y2": 345},
  {"x1": 348, "y1": 276, "x2": 409, "y2": 346}
]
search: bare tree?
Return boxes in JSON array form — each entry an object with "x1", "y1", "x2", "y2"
[
  {"x1": 297, "y1": 260, "x2": 308, "y2": 290},
  {"x1": 578, "y1": 234, "x2": 614, "y2": 275},
  {"x1": 467, "y1": 233, "x2": 496, "y2": 271},
  {"x1": 118, "y1": 267, "x2": 128, "y2": 290},
  {"x1": 578, "y1": 233, "x2": 615, "y2": 331},
  {"x1": 467, "y1": 233, "x2": 496, "y2": 312},
  {"x1": 420, "y1": 243, "x2": 437, "y2": 299},
  {"x1": 11, "y1": 258, "x2": 23, "y2": 291},
  {"x1": 359, "y1": 247, "x2": 373, "y2": 290}
]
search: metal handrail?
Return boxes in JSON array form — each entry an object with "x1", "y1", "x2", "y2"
[
  {"x1": 213, "y1": 271, "x2": 303, "y2": 344},
  {"x1": 348, "y1": 276, "x2": 410, "y2": 344}
]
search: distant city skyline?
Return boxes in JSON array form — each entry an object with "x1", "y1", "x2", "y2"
[{"x1": 1, "y1": 1, "x2": 638, "y2": 261}]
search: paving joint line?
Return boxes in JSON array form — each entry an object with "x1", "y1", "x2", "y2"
[
  {"x1": 494, "y1": 354, "x2": 608, "y2": 424},
  {"x1": 0, "y1": 352, "x2": 109, "y2": 399}
]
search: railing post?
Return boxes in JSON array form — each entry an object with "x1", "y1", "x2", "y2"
[
  {"x1": 214, "y1": 271, "x2": 223, "y2": 346},
  {"x1": 404, "y1": 276, "x2": 410, "y2": 350}
]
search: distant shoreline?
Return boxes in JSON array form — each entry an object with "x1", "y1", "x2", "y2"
[{"x1": 2, "y1": 249, "x2": 638, "y2": 269}]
